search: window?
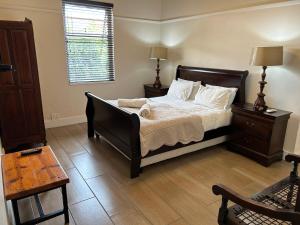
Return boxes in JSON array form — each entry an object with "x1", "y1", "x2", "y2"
[{"x1": 62, "y1": 0, "x2": 115, "y2": 84}]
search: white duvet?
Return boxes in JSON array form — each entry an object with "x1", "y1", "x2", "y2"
[{"x1": 109, "y1": 96, "x2": 232, "y2": 157}]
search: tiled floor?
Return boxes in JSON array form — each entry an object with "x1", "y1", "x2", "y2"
[{"x1": 5, "y1": 123, "x2": 291, "y2": 225}]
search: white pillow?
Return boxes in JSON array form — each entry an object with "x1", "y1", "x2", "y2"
[
  {"x1": 167, "y1": 80, "x2": 193, "y2": 101},
  {"x1": 206, "y1": 85, "x2": 238, "y2": 109},
  {"x1": 194, "y1": 85, "x2": 233, "y2": 110},
  {"x1": 178, "y1": 78, "x2": 201, "y2": 100}
]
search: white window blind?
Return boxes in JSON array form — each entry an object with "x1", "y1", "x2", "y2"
[{"x1": 62, "y1": 0, "x2": 115, "y2": 83}]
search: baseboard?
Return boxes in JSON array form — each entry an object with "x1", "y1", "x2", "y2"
[
  {"x1": 282, "y1": 149, "x2": 300, "y2": 159},
  {"x1": 283, "y1": 150, "x2": 289, "y2": 159},
  {"x1": 44, "y1": 115, "x2": 86, "y2": 128}
]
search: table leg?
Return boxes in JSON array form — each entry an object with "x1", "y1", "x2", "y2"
[
  {"x1": 11, "y1": 199, "x2": 21, "y2": 225},
  {"x1": 61, "y1": 185, "x2": 69, "y2": 224}
]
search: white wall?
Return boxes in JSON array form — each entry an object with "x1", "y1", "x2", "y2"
[
  {"x1": 0, "y1": 0, "x2": 161, "y2": 127},
  {"x1": 295, "y1": 130, "x2": 300, "y2": 154},
  {"x1": 161, "y1": 0, "x2": 287, "y2": 20},
  {"x1": 160, "y1": 1, "x2": 300, "y2": 153},
  {"x1": 0, "y1": 0, "x2": 162, "y2": 20}
]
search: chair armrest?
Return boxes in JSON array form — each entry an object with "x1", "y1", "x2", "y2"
[
  {"x1": 212, "y1": 184, "x2": 300, "y2": 223},
  {"x1": 286, "y1": 154, "x2": 300, "y2": 163}
]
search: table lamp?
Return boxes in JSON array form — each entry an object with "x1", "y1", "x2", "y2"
[
  {"x1": 250, "y1": 46, "x2": 283, "y2": 111},
  {"x1": 149, "y1": 47, "x2": 168, "y2": 88}
]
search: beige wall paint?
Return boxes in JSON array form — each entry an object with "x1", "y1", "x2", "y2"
[
  {"x1": 160, "y1": 3, "x2": 300, "y2": 153},
  {"x1": 295, "y1": 130, "x2": 300, "y2": 154},
  {"x1": 0, "y1": 0, "x2": 161, "y2": 122},
  {"x1": 161, "y1": 0, "x2": 289, "y2": 20},
  {"x1": 0, "y1": 0, "x2": 162, "y2": 20}
]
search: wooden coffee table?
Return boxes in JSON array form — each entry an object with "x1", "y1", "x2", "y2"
[{"x1": 1, "y1": 146, "x2": 70, "y2": 225}]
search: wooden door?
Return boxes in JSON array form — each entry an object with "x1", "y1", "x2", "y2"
[{"x1": 0, "y1": 20, "x2": 45, "y2": 150}]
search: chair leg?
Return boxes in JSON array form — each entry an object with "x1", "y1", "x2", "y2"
[{"x1": 218, "y1": 197, "x2": 229, "y2": 225}]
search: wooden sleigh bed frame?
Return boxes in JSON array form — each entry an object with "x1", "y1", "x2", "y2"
[{"x1": 85, "y1": 65, "x2": 248, "y2": 178}]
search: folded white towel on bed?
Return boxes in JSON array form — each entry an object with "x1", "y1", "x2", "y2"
[
  {"x1": 139, "y1": 104, "x2": 151, "y2": 118},
  {"x1": 117, "y1": 98, "x2": 147, "y2": 108}
]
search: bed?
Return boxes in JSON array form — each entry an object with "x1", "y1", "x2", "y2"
[{"x1": 85, "y1": 65, "x2": 248, "y2": 178}]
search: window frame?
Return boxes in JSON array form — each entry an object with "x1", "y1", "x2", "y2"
[{"x1": 62, "y1": 0, "x2": 115, "y2": 85}]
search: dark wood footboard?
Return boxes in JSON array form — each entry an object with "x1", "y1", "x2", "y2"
[{"x1": 85, "y1": 92, "x2": 142, "y2": 178}]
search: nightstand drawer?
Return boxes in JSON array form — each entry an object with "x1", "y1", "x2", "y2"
[
  {"x1": 231, "y1": 135, "x2": 269, "y2": 154},
  {"x1": 229, "y1": 103, "x2": 291, "y2": 166},
  {"x1": 144, "y1": 84, "x2": 169, "y2": 98},
  {"x1": 233, "y1": 114, "x2": 272, "y2": 140},
  {"x1": 145, "y1": 90, "x2": 164, "y2": 98}
]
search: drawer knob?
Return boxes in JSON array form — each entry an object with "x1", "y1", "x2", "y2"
[
  {"x1": 243, "y1": 137, "x2": 249, "y2": 143},
  {"x1": 246, "y1": 121, "x2": 255, "y2": 127}
]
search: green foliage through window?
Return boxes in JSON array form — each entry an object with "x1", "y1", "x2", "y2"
[{"x1": 62, "y1": 1, "x2": 114, "y2": 83}]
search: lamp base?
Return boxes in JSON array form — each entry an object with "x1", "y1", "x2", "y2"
[
  {"x1": 153, "y1": 58, "x2": 162, "y2": 88},
  {"x1": 153, "y1": 76, "x2": 162, "y2": 88},
  {"x1": 253, "y1": 66, "x2": 268, "y2": 112},
  {"x1": 253, "y1": 93, "x2": 268, "y2": 112}
]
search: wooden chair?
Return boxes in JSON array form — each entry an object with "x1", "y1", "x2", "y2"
[{"x1": 212, "y1": 154, "x2": 300, "y2": 225}]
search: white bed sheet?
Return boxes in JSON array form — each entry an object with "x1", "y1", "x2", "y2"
[
  {"x1": 149, "y1": 96, "x2": 233, "y2": 132},
  {"x1": 109, "y1": 96, "x2": 232, "y2": 156}
]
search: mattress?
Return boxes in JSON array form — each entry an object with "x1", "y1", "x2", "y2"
[
  {"x1": 110, "y1": 96, "x2": 232, "y2": 156},
  {"x1": 149, "y1": 96, "x2": 233, "y2": 132}
]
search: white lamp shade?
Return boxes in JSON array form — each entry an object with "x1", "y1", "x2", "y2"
[
  {"x1": 251, "y1": 46, "x2": 283, "y2": 66},
  {"x1": 150, "y1": 47, "x2": 168, "y2": 60}
]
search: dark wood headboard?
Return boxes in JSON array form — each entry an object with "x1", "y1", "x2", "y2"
[{"x1": 176, "y1": 65, "x2": 248, "y2": 105}]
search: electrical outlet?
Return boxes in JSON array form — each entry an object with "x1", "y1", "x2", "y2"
[{"x1": 51, "y1": 113, "x2": 60, "y2": 120}]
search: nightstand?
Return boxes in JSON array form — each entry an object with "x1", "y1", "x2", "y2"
[
  {"x1": 144, "y1": 84, "x2": 169, "y2": 98},
  {"x1": 228, "y1": 103, "x2": 291, "y2": 166}
]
